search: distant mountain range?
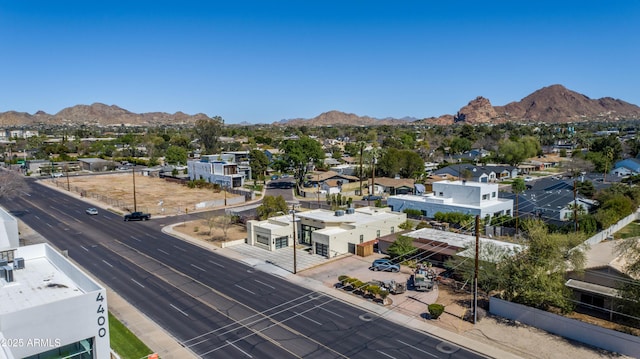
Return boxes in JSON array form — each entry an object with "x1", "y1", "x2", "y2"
[
  {"x1": 1, "y1": 84, "x2": 638, "y2": 127},
  {"x1": 277, "y1": 85, "x2": 640, "y2": 126}
]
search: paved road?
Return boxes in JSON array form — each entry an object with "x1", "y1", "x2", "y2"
[{"x1": 2, "y1": 180, "x2": 485, "y2": 359}]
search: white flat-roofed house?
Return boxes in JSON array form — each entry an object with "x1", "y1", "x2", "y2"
[
  {"x1": 387, "y1": 180, "x2": 513, "y2": 220},
  {"x1": 188, "y1": 154, "x2": 249, "y2": 188},
  {"x1": 0, "y1": 208, "x2": 110, "y2": 359},
  {"x1": 247, "y1": 207, "x2": 407, "y2": 257}
]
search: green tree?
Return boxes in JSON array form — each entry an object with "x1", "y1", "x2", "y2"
[
  {"x1": 501, "y1": 220, "x2": 586, "y2": 313},
  {"x1": 387, "y1": 235, "x2": 415, "y2": 260},
  {"x1": 194, "y1": 116, "x2": 224, "y2": 154},
  {"x1": 497, "y1": 136, "x2": 540, "y2": 166},
  {"x1": 249, "y1": 149, "x2": 269, "y2": 183},
  {"x1": 280, "y1": 136, "x2": 325, "y2": 187},
  {"x1": 165, "y1": 145, "x2": 187, "y2": 165},
  {"x1": 256, "y1": 195, "x2": 289, "y2": 220}
]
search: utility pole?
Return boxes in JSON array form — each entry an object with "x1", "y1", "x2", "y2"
[
  {"x1": 473, "y1": 214, "x2": 480, "y2": 325},
  {"x1": 515, "y1": 192, "x2": 519, "y2": 237},
  {"x1": 132, "y1": 166, "x2": 137, "y2": 212},
  {"x1": 65, "y1": 166, "x2": 70, "y2": 191},
  {"x1": 292, "y1": 203, "x2": 297, "y2": 274},
  {"x1": 573, "y1": 180, "x2": 578, "y2": 233},
  {"x1": 317, "y1": 172, "x2": 320, "y2": 208}
]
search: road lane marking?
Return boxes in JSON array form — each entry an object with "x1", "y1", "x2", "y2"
[
  {"x1": 170, "y1": 304, "x2": 189, "y2": 317},
  {"x1": 319, "y1": 307, "x2": 344, "y2": 318},
  {"x1": 131, "y1": 278, "x2": 145, "y2": 288},
  {"x1": 130, "y1": 236, "x2": 141, "y2": 242},
  {"x1": 102, "y1": 260, "x2": 113, "y2": 268},
  {"x1": 397, "y1": 340, "x2": 438, "y2": 358},
  {"x1": 111, "y1": 240, "x2": 347, "y2": 359},
  {"x1": 234, "y1": 284, "x2": 255, "y2": 295},
  {"x1": 253, "y1": 279, "x2": 275, "y2": 289},
  {"x1": 376, "y1": 350, "x2": 397, "y2": 359},
  {"x1": 173, "y1": 245, "x2": 187, "y2": 252},
  {"x1": 157, "y1": 248, "x2": 169, "y2": 255},
  {"x1": 191, "y1": 264, "x2": 206, "y2": 272},
  {"x1": 226, "y1": 340, "x2": 253, "y2": 358},
  {"x1": 208, "y1": 260, "x2": 224, "y2": 268},
  {"x1": 293, "y1": 311, "x2": 322, "y2": 326},
  {"x1": 80, "y1": 245, "x2": 89, "y2": 252}
]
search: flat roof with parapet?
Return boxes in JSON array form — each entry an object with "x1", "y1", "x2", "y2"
[
  {"x1": 0, "y1": 244, "x2": 98, "y2": 315},
  {"x1": 296, "y1": 207, "x2": 402, "y2": 224}
]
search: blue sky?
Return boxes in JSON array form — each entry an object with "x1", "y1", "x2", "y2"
[{"x1": 1, "y1": 1, "x2": 638, "y2": 124}]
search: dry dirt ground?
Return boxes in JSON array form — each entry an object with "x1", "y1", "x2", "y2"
[
  {"x1": 171, "y1": 217, "x2": 247, "y2": 244},
  {"x1": 48, "y1": 173, "x2": 241, "y2": 215}
]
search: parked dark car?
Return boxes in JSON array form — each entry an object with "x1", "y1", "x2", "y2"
[
  {"x1": 369, "y1": 259, "x2": 400, "y2": 272},
  {"x1": 362, "y1": 195, "x2": 383, "y2": 201}
]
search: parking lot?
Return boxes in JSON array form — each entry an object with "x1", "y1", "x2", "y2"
[{"x1": 296, "y1": 253, "x2": 441, "y2": 317}]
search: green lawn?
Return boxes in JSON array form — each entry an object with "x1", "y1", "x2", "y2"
[
  {"x1": 109, "y1": 312, "x2": 154, "y2": 359},
  {"x1": 617, "y1": 221, "x2": 640, "y2": 239}
]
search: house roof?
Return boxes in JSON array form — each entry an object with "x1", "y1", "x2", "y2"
[
  {"x1": 614, "y1": 158, "x2": 640, "y2": 172},
  {"x1": 371, "y1": 177, "x2": 415, "y2": 188},
  {"x1": 310, "y1": 170, "x2": 359, "y2": 182},
  {"x1": 582, "y1": 239, "x2": 636, "y2": 279}
]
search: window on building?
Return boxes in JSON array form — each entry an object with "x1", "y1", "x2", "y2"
[
  {"x1": 315, "y1": 242, "x2": 328, "y2": 257},
  {"x1": 257, "y1": 234, "x2": 270, "y2": 246},
  {"x1": 376, "y1": 230, "x2": 380, "y2": 237},
  {"x1": 438, "y1": 192, "x2": 443, "y2": 196},
  {"x1": 359, "y1": 234, "x2": 364, "y2": 243},
  {"x1": 390, "y1": 227, "x2": 394, "y2": 233},
  {"x1": 492, "y1": 192, "x2": 496, "y2": 198},
  {"x1": 482, "y1": 194, "x2": 489, "y2": 200},
  {"x1": 275, "y1": 236, "x2": 288, "y2": 249},
  {"x1": 300, "y1": 224, "x2": 317, "y2": 246}
]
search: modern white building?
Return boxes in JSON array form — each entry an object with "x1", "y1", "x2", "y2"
[
  {"x1": 247, "y1": 207, "x2": 407, "y2": 257},
  {"x1": 0, "y1": 208, "x2": 110, "y2": 359},
  {"x1": 387, "y1": 180, "x2": 513, "y2": 220},
  {"x1": 187, "y1": 153, "x2": 250, "y2": 188}
]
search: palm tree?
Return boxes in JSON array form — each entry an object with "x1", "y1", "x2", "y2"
[{"x1": 368, "y1": 146, "x2": 381, "y2": 206}]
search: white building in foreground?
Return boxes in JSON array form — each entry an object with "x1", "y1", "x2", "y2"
[
  {"x1": 387, "y1": 180, "x2": 513, "y2": 220},
  {"x1": 247, "y1": 207, "x2": 407, "y2": 257},
  {"x1": 0, "y1": 208, "x2": 109, "y2": 359}
]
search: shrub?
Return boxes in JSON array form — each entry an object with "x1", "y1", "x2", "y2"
[
  {"x1": 352, "y1": 280, "x2": 365, "y2": 292},
  {"x1": 366, "y1": 285, "x2": 381, "y2": 298},
  {"x1": 428, "y1": 303, "x2": 445, "y2": 319},
  {"x1": 193, "y1": 226, "x2": 199, "y2": 233},
  {"x1": 338, "y1": 275, "x2": 350, "y2": 285},
  {"x1": 403, "y1": 208, "x2": 422, "y2": 217}
]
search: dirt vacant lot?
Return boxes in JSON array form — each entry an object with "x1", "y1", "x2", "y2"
[{"x1": 47, "y1": 173, "x2": 240, "y2": 215}]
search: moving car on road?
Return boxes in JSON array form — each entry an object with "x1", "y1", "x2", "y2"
[
  {"x1": 85, "y1": 208, "x2": 98, "y2": 215},
  {"x1": 124, "y1": 211, "x2": 151, "y2": 221}
]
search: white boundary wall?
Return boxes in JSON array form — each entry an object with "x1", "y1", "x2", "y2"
[{"x1": 490, "y1": 297, "x2": 640, "y2": 357}]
